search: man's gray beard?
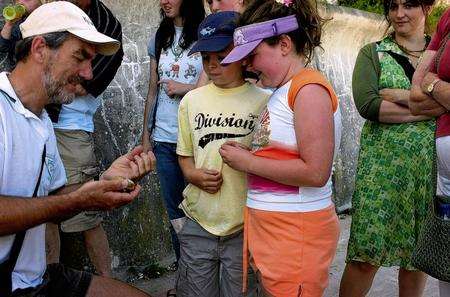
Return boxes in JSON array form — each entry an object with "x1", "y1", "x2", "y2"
[{"x1": 42, "y1": 68, "x2": 76, "y2": 105}]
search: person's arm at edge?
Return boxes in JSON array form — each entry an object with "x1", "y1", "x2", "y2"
[
  {"x1": 0, "y1": 22, "x2": 15, "y2": 52},
  {"x1": 428, "y1": 79, "x2": 450, "y2": 110},
  {"x1": 420, "y1": 71, "x2": 450, "y2": 110},
  {"x1": 410, "y1": 50, "x2": 447, "y2": 116}
]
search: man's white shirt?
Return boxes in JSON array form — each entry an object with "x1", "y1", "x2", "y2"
[{"x1": 0, "y1": 72, "x2": 66, "y2": 291}]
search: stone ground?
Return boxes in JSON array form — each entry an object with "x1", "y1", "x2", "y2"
[{"x1": 132, "y1": 215, "x2": 440, "y2": 297}]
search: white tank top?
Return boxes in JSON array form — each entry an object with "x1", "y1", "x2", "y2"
[{"x1": 247, "y1": 68, "x2": 342, "y2": 212}]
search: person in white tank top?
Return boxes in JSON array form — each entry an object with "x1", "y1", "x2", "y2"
[{"x1": 219, "y1": 1, "x2": 341, "y2": 296}]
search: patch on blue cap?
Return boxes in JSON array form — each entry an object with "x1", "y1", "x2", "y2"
[{"x1": 200, "y1": 27, "x2": 216, "y2": 37}]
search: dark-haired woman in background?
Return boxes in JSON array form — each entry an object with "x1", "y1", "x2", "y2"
[
  {"x1": 340, "y1": 1, "x2": 437, "y2": 296},
  {"x1": 141, "y1": 0, "x2": 205, "y2": 280}
]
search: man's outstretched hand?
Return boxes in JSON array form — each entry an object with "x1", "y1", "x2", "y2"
[
  {"x1": 73, "y1": 179, "x2": 142, "y2": 211},
  {"x1": 101, "y1": 145, "x2": 156, "y2": 182}
]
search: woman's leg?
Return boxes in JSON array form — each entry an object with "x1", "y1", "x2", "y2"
[
  {"x1": 339, "y1": 261, "x2": 379, "y2": 297},
  {"x1": 398, "y1": 268, "x2": 427, "y2": 297}
]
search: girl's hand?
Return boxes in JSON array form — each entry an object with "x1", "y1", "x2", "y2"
[
  {"x1": 158, "y1": 79, "x2": 193, "y2": 97},
  {"x1": 219, "y1": 143, "x2": 253, "y2": 172},
  {"x1": 222, "y1": 140, "x2": 250, "y2": 151}
]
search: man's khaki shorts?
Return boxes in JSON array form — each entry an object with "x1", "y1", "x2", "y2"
[{"x1": 55, "y1": 129, "x2": 102, "y2": 233}]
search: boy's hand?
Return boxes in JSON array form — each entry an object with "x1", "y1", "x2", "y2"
[{"x1": 190, "y1": 168, "x2": 223, "y2": 194}]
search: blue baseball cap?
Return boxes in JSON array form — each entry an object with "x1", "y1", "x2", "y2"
[{"x1": 189, "y1": 11, "x2": 240, "y2": 56}]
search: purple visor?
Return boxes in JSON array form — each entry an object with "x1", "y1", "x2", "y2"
[{"x1": 221, "y1": 14, "x2": 299, "y2": 65}]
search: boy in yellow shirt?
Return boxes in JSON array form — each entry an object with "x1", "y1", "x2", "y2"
[{"x1": 176, "y1": 11, "x2": 269, "y2": 297}]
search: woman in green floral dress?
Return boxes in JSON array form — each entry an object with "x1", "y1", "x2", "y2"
[{"x1": 339, "y1": 0, "x2": 441, "y2": 296}]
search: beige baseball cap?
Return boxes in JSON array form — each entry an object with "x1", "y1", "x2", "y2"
[{"x1": 19, "y1": 1, "x2": 120, "y2": 56}]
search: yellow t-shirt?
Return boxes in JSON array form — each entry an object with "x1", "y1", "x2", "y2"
[{"x1": 177, "y1": 82, "x2": 270, "y2": 236}]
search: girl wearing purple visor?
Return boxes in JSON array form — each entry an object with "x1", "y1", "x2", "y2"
[{"x1": 219, "y1": 0, "x2": 342, "y2": 296}]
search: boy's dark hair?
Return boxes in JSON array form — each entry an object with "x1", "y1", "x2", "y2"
[
  {"x1": 15, "y1": 31, "x2": 71, "y2": 62},
  {"x1": 156, "y1": 0, "x2": 206, "y2": 62},
  {"x1": 238, "y1": 0, "x2": 323, "y2": 64}
]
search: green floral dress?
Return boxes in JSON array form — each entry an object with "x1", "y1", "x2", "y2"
[{"x1": 346, "y1": 36, "x2": 435, "y2": 270}]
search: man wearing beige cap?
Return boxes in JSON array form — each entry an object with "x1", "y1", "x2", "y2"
[
  {"x1": 0, "y1": 2, "x2": 154, "y2": 297},
  {"x1": 45, "y1": 0, "x2": 125, "y2": 278}
]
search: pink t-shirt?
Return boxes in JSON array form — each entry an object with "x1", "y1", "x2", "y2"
[{"x1": 428, "y1": 8, "x2": 450, "y2": 138}]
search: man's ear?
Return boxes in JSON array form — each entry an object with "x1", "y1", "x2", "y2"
[
  {"x1": 29, "y1": 36, "x2": 48, "y2": 64},
  {"x1": 279, "y1": 34, "x2": 293, "y2": 56}
]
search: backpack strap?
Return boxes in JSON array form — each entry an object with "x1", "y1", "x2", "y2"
[
  {"x1": 384, "y1": 50, "x2": 415, "y2": 83},
  {"x1": 380, "y1": 36, "x2": 431, "y2": 84},
  {"x1": 371, "y1": 42, "x2": 381, "y2": 80},
  {"x1": 45, "y1": 103, "x2": 62, "y2": 123}
]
